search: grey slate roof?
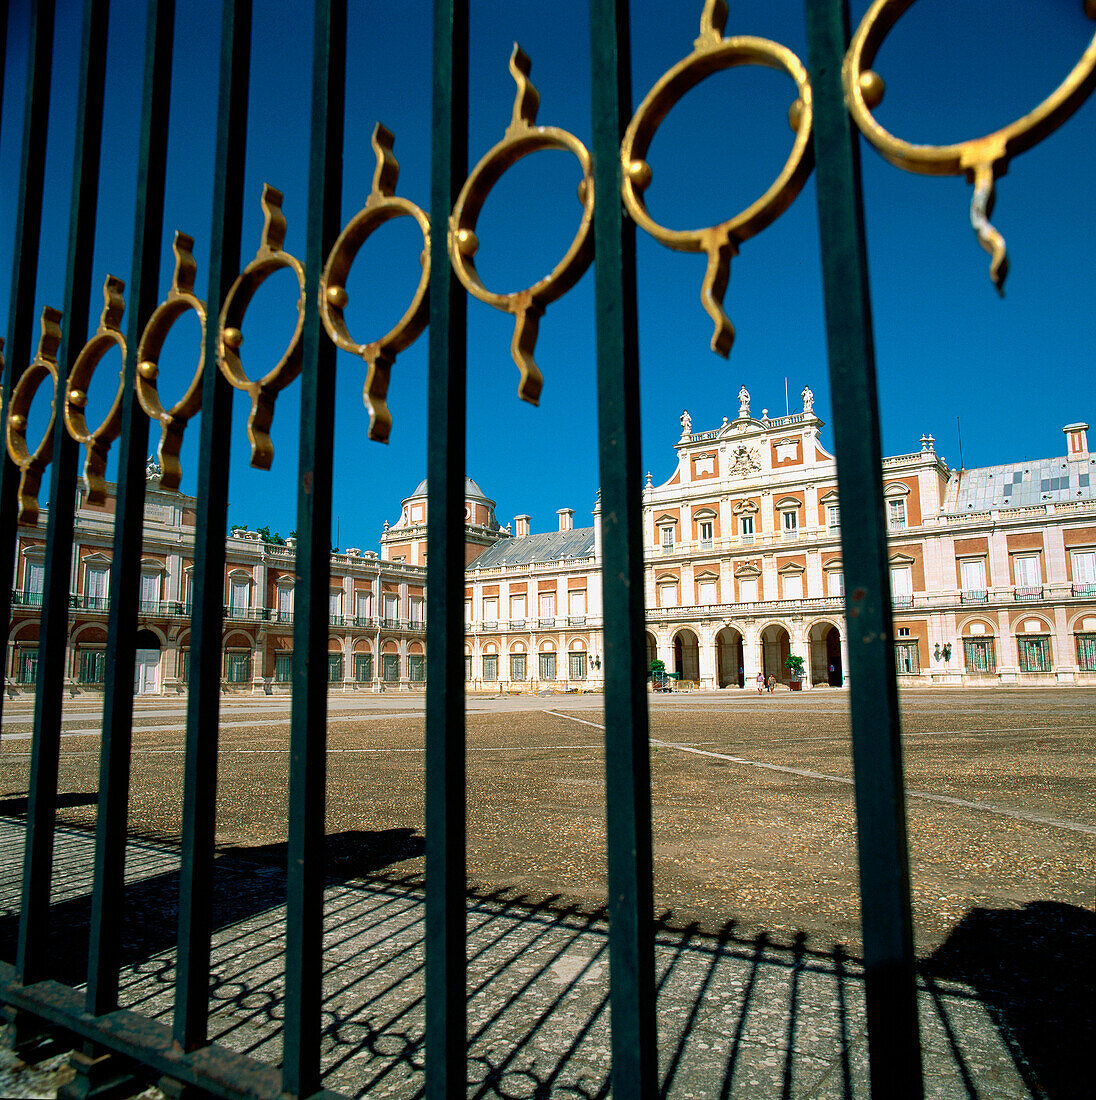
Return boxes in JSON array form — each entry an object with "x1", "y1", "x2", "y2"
[
  {"x1": 407, "y1": 476, "x2": 490, "y2": 501},
  {"x1": 943, "y1": 454, "x2": 1096, "y2": 513},
  {"x1": 471, "y1": 527, "x2": 596, "y2": 569}
]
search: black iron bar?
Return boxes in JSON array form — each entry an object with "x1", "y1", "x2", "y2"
[
  {"x1": 282, "y1": 0, "x2": 345, "y2": 1093},
  {"x1": 8, "y1": 0, "x2": 58, "y2": 986},
  {"x1": 0, "y1": 0, "x2": 54, "y2": 735},
  {"x1": 172, "y1": 0, "x2": 251, "y2": 1053},
  {"x1": 804, "y1": 1, "x2": 924, "y2": 1095},
  {"x1": 25, "y1": 0, "x2": 109, "y2": 991},
  {"x1": 84, "y1": 0, "x2": 174, "y2": 1012},
  {"x1": 588, "y1": 1, "x2": 658, "y2": 1095},
  {"x1": 424, "y1": 1, "x2": 469, "y2": 1094}
]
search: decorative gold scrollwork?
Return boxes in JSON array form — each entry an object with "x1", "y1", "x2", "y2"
[
  {"x1": 6, "y1": 307, "x2": 63, "y2": 525},
  {"x1": 450, "y1": 45, "x2": 595, "y2": 405},
  {"x1": 64, "y1": 276, "x2": 127, "y2": 505},
  {"x1": 845, "y1": 0, "x2": 1096, "y2": 294},
  {"x1": 135, "y1": 231, "x2": 206, "y2": 490},
  {"x1": 321, "y1": 124, "x2": 430, "y2": 443},
  {"x1": 621, "y1": 0, "x2": 814, "y2": 357},
  {"x1": 218, "y1": 184, "x2": 306, "y2": 469}
]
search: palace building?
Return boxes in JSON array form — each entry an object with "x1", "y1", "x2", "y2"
[{"x1": 7, "y1": 385, "x2": 1096, "y2": 694}]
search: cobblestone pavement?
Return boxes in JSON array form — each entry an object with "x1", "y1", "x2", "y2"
[{"x1": 0, "y1": 688, "x2": 1092, "y2": 1096}]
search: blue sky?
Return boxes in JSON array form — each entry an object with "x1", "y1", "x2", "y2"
[{"x1": 2, "y1": 0, "x2": 1094, "y2": 550}]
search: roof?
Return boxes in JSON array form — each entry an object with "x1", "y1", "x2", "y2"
[
  {"x1": 943, "y1": 455, "x2": 1095, "y2": 513},
  {"x1": 407, "y1": 476, "x2": 491, "y2": 502},
  {"x1": 471, "y1": 527, "x2": 596, "y2": 568}
]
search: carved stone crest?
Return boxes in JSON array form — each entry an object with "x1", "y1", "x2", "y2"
[{"x1": 729, "y1": 444, "x2": 761, "y2": 477}]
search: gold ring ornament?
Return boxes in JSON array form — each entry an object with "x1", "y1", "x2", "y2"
[
  {"x1": 845, "y1": 0, "x2": 1096, "y2": 294},
  {"x1": 135, "y1": 232, "x2": 206, "y2": 490},
  {"x1": 450, "y1": 45, "x2": 595, "y2": 405},
  {"x1": 64, "y1": 277, "x2": 127, "y2": 505},
  {"x1": 621, "y1": 0, "x2": 814, "y2": 357},
  {"x1": 6, "y1": 307, "x2": 63, "y2": 525},
  {"x1": 218, "y1": 184, "x2": 306, "y2": 469},
  {"x1": 321, "y1": 123, "x2": 430, "y2": 443}
]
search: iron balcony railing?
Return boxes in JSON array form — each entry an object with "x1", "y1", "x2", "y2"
[
  {"x1": 960, "y1": 589, "x2": 989, "y2": 604},
  {"x1": 1072, "y1": 582, "x2": 1096, "y2": 597},
  {"x1": 1014, "y1": 586, "x2": 1046, "y2": 602}
]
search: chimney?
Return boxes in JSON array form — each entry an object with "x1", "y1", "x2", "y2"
[
  {"x1": 1065, "y1": 422, "x2": 1089, "y2": 460},
  {"x1": 557, "y1": 508, "x2": 574, "y2": 532},
  {"x1": 514, "y1": 515, "x2": 531, "y2": 537}
]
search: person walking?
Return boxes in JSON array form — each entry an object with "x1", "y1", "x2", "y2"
[
  {"x1": 756, "y1": 671, "x2": 765, "y2": 695},
  {"x1": 766, "y1": 673, "x2": 776, "y2": 694}
]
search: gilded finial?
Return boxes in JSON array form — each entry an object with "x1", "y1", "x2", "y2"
[
  {"x1": 507, "y1": 45, "x2": 540, "y2": 137},
  {"x1": 370, "y1": 123, "x2": 399, "y2": 200}
]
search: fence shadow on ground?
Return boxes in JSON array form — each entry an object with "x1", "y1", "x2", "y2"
[{"x1": 0, "y1": 816, "x2": 1070, "y2": 1097}]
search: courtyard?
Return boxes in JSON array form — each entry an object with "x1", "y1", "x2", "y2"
[{"x1": 0, "y1": 687, "x2": 1091, "y2": 1096}]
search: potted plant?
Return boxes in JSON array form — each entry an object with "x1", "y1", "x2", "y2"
[{"x1": 784, "y1": 654, "x2": 806, "y2": 691}]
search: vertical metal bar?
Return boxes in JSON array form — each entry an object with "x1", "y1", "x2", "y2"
[
  {"x1": 21, "y1": 0, "x2": 109, "y2": 987},
  {"x1": 282, "y1": 0, "x2": 344, "y2": 1093},
  {"x1": 7, "y1": 0, "x2": 57, "y2": 985},
  {"x1": 589, "y1": 1, "x2": 657, "y2": 1096},
  {"x1": 0, "y1": 0, "x2": 9, "y2": 158},
  {"x1": 171, "y1": 0, "x2": 250, "y2": 1048},
  {"x1": 804, "y1": 2, "x2": 923, "y2": 1095},
  {"x1": 83, "y1": 0, "x2": 174, "y2": 1011},
  {"x1": 424, "y1": 0, "x2": 468, "y2": 1094},
  {"x1": 0, "y1": 0, "x2": 54, "y2": 736}
]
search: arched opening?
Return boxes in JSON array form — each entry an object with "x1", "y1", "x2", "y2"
[
  {"x1": 673, "y1": 628, "x2": 700, "y2": 683},
  {"x1": 715, "y1": 626, "x2": 744, "y2": 687},
  {"x1": 646, "y1": 632, "x2": 657, "y2": 670},
  {"x1": 760, "y1": 624, "x2": 791, "y2": 683},
  {"x1": 134, "y1": 628, "x2": 161, "y2": 695},
  {"x1": 808, "y1": 621, "x2": 843, "y2": 686}
]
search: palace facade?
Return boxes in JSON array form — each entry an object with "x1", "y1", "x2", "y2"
[{"x1": 7, "y1": 385, "x2": 1096, "y2": 694}]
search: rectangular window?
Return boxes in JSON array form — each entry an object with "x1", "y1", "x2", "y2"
[
  {"x1": 355, "y1": 590, "x2": 372, "y2": 621},
  {"x1": 179, "y1": 649, "x2": 190, "y2": 685},
  {"x1": 568, "y1": 652, "x2": 587, "y2": 680},
  {"x1": 510, "y1": 653, "x2": 526, "y2": 681},
  {"x1": 78, "y1": 649, "x2": 105, "y2": 684},
  {"x1": 1077, "y1": 634, "x2": 1096, "y2": 672},
  {"x1": 464, "y1": 600, "x2": 473, "y2": 625},
  {"x1": 230, "y1": 578, "x2": 249, "y2": 610},
  {"x1": 698, "y1": 520, "x2": 714, "y2": 547},
  {"x1": 959, "y1": 558, "x2": 987, "y2": 602},
  {"x1": 509, "y1": 594, "x2": 526, "y2": 622},
  {"x1": 826, "y1": 503, "x2": 840, "y2": 528},
  {"x1": 409, "y1": 596, "x2": 424, "y2": 626},
  {"x1": 329, "y1": 589, "x2": 343, "y2": 621},
  {"x1": 355, "y1": 653, "x2": 373, "y2": 682},
  {"x1": 568, "y1": 591, "x2": 586, "y2": 619},
  {"x1": 826, "y1": 571, "x2": 844, "y2": 597},
  {"x1": 894, "y1": 641, "x2": 920, "y2": 674},
  {"x1": 225, "y1": 652, "x2": 250, "y2": 683},
  {"x1": 139, "y1": 571, "x2": 161, "y2": 615},
  {"x1": 782, "y1": 573, "x2": 803, "y2": 601},
  {"x1": 659, "y1": 583, "x2": 677, "y2": 609},
  {"x1": 1013, "y1": 555, "x2": 1040, "y2": 587},
  {"x1": 963, "y1": 639, "x2": 996, "y2": 674},
  {"x1": 738, "y1": 577, "x2": 758, "y2": 603},
  {"x1": 277, "y1": 585, "x2": 295, "y2": 621},
  {"x1": 482, "y1": 596, "x2": 498, "y2": 626},
  {"x1": 464, "y1": 655, "x2": 471, "y2": 681},
  {"x1": 538, "y1": 651, "x2": 557, "y2": 680},
  {"x1": 482, "y1": 654, "x2": 498, "y2": 681},
  {"x1": 697, "y1": 579, "x2": 717, "y2": 605},
  {"x1": 86, "y1": 565, "x2": 109, "y2": 604},
  {"x1": 382, "y1": 653, "x2": 400, "y2": 682},
  {"x1": 18, "y1": 649, "x2": 38, "y2": 684},
  {"x1": 888, "y1": 498, "x2": 907, "y2": 529},
  {"x1": 1018, "y1": 637, "x2": 1051, "y2": 673},
  {"x1": 1073, "y1": 550, "x2": 1096, "y2": 586},
  {"x1": 275, "y1": 652, "x2": 292, "y2": 682},
  {"x1": 538, "y1": 592, "x2": 555, "y2": 622},
  {"x1": 781, "y1": 510, "x2": 798, "y2": 538},
  {"x1": 891, "y1": 566, "x2": 914, "y2": 608},
  {"x1": 409, "y1": 655, "x2": 425, "y2": 682},
  {"x1": 660, "y1": 526, "x2": 674, "y2": 553},
  {"x1": 739, "y1": 516, "x2": 754, "y2": 543},
  {"x1": 384, "y1": 594, "x2": 399, "y2": 626},
  {"x1": 23, "y1": 560, "x2": 44, "y2": 596}
]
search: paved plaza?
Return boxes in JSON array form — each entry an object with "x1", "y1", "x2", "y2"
[{"x1": 0, "y1": 688, "x2": 1092, "y2": 1096}]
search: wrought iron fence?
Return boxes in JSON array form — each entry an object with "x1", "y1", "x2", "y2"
[{"x1": 0, "y1": 1, "x2": 1092, "y2": 1098}]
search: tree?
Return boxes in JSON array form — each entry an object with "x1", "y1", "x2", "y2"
[
  {"x1": 649, "y1": 659, "x2": 665, "y2": 674},
  {"x1": 784, "y1": 654, "x2": 805, "y2": 680}
]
